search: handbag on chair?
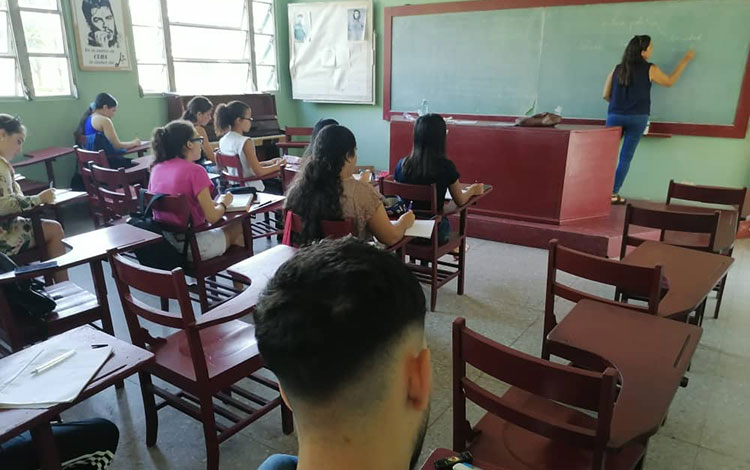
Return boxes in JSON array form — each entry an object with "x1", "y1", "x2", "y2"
[{"x1": 0, "y1": 253, "x2": 57, "y2": 320}]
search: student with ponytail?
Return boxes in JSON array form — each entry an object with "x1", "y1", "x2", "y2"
[
  {"x1": 181, "y1": 96, "x2": 217, "y2": 171},
  {"x1": 74, "y1": 92, "x2": 141, "y2": 169},
  {"x1": 148, "y1": 120, "x2": 243, "y2": 261},
  {"x1": 285, "y1": 125, "x2": 414, "y2": 246},
  {"x1": 602, "y1": 35, "x2": 695, "y2": 203},
  {"x1": 214, "y1": 100, "x2": 284, "y2": 191}
]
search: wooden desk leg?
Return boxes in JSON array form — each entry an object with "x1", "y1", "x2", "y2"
[
  {"x1": 44, "y1": 159, "x2": 56, "y2": 187},
  {"x1": 90, "y1": 260, "x2": 124, "y2": 390},
  {"x1": 31, "y1": 422, "x2": 62, "y2": 470}
]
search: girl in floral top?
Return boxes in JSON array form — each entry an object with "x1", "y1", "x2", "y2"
[{"x1": 0, "y1": 114, "x2": 66, "y2": 281}]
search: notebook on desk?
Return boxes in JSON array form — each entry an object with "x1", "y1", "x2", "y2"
[
  {"x1": 223, "y1": 193, "x2": 258, "y2": 212},
  {"x1": 0, "y1": 344, "x2": 113, "y2": 409}
]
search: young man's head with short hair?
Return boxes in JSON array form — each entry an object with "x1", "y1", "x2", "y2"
[{"x1": 256, "y1": 237, "x2": 431, "y2": 470}]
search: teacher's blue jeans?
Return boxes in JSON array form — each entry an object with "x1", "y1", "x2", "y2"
[{"x1": 606, "y1": 113, "x2": 649, "y2": 194}]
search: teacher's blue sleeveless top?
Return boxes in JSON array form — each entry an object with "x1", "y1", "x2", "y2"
[
  {"x1": 608, "y1": 62, "x2": 652, "y2": 116},
  {"x1": 83, "y1": 115, "x2": 125, "y2": 157}
]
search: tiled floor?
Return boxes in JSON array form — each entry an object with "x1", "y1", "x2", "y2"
[{"x1": 56, "y1": 210, "x2": 750, "y2": 469}]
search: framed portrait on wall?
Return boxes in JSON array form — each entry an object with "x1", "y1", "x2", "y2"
[{"x1": 70, "y1": 0, "x2": 131, "y2": 70}]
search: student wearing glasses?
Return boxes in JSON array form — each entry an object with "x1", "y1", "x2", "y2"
[
  {"x1": 214, "y1": 101, "x2": 285, "y2": 191},
  {"x1": 148, "y1": 120, "x2": 243, "y2": 261}
]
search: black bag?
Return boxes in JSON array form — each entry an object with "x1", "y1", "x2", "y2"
[
  {"x1": 127, "y1": 191, "x2": 191, "y2": 271},
  {"x1": 0, "y1": 253, "x2": 57, "y2": 320},
  {"x1": 383, "y1": 195, "x2": 408, "y2": 217}
]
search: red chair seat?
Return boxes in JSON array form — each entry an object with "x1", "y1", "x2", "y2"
[
  {"x1": 470, "y1": 388, "x2": 645, "y2": 470},
  {"x1": 151, "y1": 321, "x2": 263, "y2": 386}
]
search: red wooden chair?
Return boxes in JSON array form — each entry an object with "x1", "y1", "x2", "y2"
[
  {"x1": 666, "y1": 180, "x2": 746, "y2": 318},
  {"x1": 282, "y1": 210, "x2": 408, "y2": 260},
  {"x1": 544, "y1": 240, "x2": 663, "y2": 368},
  {"x1": 87, "y1": 162, "x2": 140, "y2": 226},
  {"x1": 215, "y1": 151, "x2": 284, "y2": 241},
  {"x1": 621, "y1": 203, "x2": 720, "y2": 324},
  {"x1": 621, "y1": 203, "x2": 720, "y2": 256},
  {"x1": 146, "y1": 192, "x2": 253, "y2": 312},
  {"x1": 74, "y1": 146, "x2": 109, "y2": 227},
  {"x1": 108, "y1": 250, "x2": 292, "y2": 470},
  {"x1": 453, "y1": 317, "x2": 645, "y2": 470},
  {"x1": 275, "y1": 126, "x2": 312, "y2": 154},
  {"x1": 380, "y1": 176, "x2": 467, "y2": 311}
]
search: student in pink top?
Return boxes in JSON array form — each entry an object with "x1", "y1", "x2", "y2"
[{"x1": 148, "y1": 120, "x2": 242, "y2": 261}]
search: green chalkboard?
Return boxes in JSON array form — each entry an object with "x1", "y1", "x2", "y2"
[{"x1": 390, "y1": 0, "x2": 750, "y2": 125}]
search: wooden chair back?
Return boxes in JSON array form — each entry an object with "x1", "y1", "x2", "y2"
[
  {"x1": 74, "y1": 146, "x2": 108, "y2": 208},
  {"x1": 379, "y1": 176, "x2": 438, "y2": 217},
  {"x1": 215, "y1": 152, "x2": 251, "y2": 186},
  {"x1": 667, "y1": 180, "x2": 747, "y2": 216},
  {"x1": 109, "y1": 251, "x2": 209, "y2": 382},
  {"x1": 283, "y1": 210, "x2": 355, "y2": 247},
  {"x1": 621, "y1": 203, "x2": 720, "y2": 256},
  {"x1": 284, "y1": 126, "x2": 313, "y2": 141},
  {"x1": 88, "y1": 162, "x2": 140, "y2": 220},
  {"x1": 453, "y1": 317, "x2": 618, "y2": 468},
  {"x1": 145, "y1": 192, "x2": 192, "y2": 231},
  {"x1": 544, "y1": 240, "x2": 663, "y2": 359}
]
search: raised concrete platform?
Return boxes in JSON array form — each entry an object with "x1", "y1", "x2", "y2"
[{"x1": 462, "y1": 203, "x2": 659, "y2": 258}]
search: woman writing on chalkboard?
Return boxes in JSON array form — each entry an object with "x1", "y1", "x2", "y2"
[{"x1": 603, "y1": 35, "x2": 695, "y2": 204}]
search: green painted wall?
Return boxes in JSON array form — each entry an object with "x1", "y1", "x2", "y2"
[
  {"x1": 0, "y1": 0, "x2": 166, "y2": 185},
  {"x1": 279, "y1": 0, "x2": 750, "y2": 200},
  {"x1": 3, "y1": 0, "x2": 748, "y2": 199},
  {"x1": 1, "y1": 0, "x2": 298, "y2": 186}
]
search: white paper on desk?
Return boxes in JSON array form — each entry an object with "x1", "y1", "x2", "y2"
[
  {"x1": 396, "y1": 219, "x2": 435, "y2": 239},
  {"x1": 0, "y1": 345, "x2": 112, "y2": 409}
]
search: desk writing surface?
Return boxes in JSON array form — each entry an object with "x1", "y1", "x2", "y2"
[
  {"x1": 622, "y1": 241, "x2": 733, "y2": 319},
  {"x1": 547, "y1": 299, "x2": 701, "y2": 447},
  {"x1": 0, "y1": 326, "x2": 153, "y2": 443}
]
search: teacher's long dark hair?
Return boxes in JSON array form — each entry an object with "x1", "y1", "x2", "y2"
[
  {"x1": 618, "y1": 35, "x2": 651, "y2": 87},
  {"x1": 285, "y1": 125, "x2": 356, "y2": 244},
  {"x1": 401, "y1": 113, "x2": 447, "y2": 181}
]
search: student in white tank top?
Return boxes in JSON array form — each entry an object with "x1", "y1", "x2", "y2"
[{"x1": 214, "y1": 100, "x2": 285, "y2": 191}]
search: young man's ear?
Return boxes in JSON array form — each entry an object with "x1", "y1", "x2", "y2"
[
  {"x1": 406, "y1": 347, "x2": 431, "y2": 410},
  {"x1": 279, "y1": 386, "x2": 293, "y2": 411}
]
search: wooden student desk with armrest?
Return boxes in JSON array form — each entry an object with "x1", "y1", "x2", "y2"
[
  {"x1": 0, "y1": 325, "x2": 154, "y2": 470},
  {"x1": 622, "y1": 241, "x2": 734, "y2": 320},
  {"x1": 631, "y1": 200, "x2": 739, "y2": 254},
  {"x1": 546, "y1": 299, "x2": 702, "y2": 449},
  {"x1": 0, "y1": 224, "x2": 162, "y2": 352}
]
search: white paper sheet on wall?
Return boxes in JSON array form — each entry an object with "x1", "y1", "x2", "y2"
[{"x1": 288, "y1": 1, "x2": 375, "y2": 104}]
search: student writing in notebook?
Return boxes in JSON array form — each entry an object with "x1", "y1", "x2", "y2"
[
  {"x1": 394, "y1": 114, "x2": 484, "y2": 244},
  {"x1": 181, "y1": 95, "x2": 217, "y2": 173},
  {"x1": 285, "y1": 125, "x2": 414, "y2": 246},
  {"x1": 74, "y1": 92, "x2": 141, "y2": 169},
  {"x1": 214, "y1": 101, "x2": 285, "y2": 192},
  {"x1": 0, "y1": 114, "x2": 67, "y2": 282},
  {"x1": 148, "y1": 120, "x2": 244, "y2": 261}
]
